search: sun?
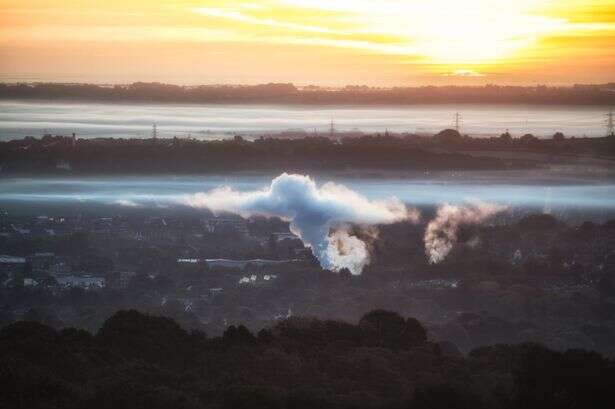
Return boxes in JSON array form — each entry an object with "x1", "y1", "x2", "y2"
[
  {"x1": 238, "y1": 0, "x2": 572, "y2": 69},
  {"x1": 356, "y1": 0, "x2": 567, "y2": 65}
]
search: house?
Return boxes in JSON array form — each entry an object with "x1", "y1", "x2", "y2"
[
  {"x1": 106, "y1": 271, "x2": 136, "y2": 290},
  {"x1": 11, "y1": 225, "x2": 30, "y2": 236},
  {"x1": 0, "y1": 255, "x2": 26, "y2": 274},
  {"x1": 28, "y1": 252, "x2": 55, "y2": 272},
  {"x1": 56, "y1": 274, "x2": 106, "y2": 290},
  {"x1": 205, "y1": 258, "x2": 293, "y2": 270},
  {"x1": 23, "y1": 278, "x2": 39, "y2": 287},
  {"x1": 210, "y1": 218, "x2": 249, "y2": 236}
]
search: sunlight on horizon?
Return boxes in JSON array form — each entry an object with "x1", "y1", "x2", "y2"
[{"x1": 0, "y1": 0, "x2": 614, "y2": 85}]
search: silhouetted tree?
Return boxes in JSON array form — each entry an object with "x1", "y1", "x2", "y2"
[
  {"x1": 96, "y1": 310, "x2": 192, "y2": 367},
  {"x1": 412, "y1": 383, "x2": 484, "y2": 409},
  {"x1": 359, "y1": 310, "x2": 427, "y2": 349},
  {"x1": 553, "y1": 131, "x2": 565, "y2": 141}
]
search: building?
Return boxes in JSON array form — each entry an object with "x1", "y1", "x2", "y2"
[
  {"x1": 28, "y1": 252, "x2": 55, "y2": 272},
  {"x1": 56, "y1": 274, "x2": 106, "y2": 290},
  {"x1": 0, "y1": 255, "x2": 26, "y2": 275},
  {"x1": 205, "y1": 258, "x2": 293, "y2": 270},
  {"x1": 106, "y1": 271, "x2": 136, "y2": 290}
]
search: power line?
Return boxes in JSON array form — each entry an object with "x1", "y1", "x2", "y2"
[{"x1": 453, "y1": 112, "x2": 462, "y2": 133}]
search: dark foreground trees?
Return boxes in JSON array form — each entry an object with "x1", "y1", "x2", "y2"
[{"x1": 1, "y1": 309, "x2": 614, "y2": 409}]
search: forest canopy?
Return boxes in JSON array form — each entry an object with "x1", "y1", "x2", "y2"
[{"x1": 1, "y1": 309, "x2": 614, "y2": 409}]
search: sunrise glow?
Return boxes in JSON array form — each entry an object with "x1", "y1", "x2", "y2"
[{"x1": 1, "y1": 0, "x2": 614, "y2": 85}]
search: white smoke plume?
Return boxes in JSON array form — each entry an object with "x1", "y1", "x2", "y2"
[
  {"x1": 114, "y1": 199, "x2": 140, "y2": 207},
  {"x1": 185, "y1": 173, "x2": 419, "y2": 275},
  {"x1": 326, "y1": 228, "x2": 370, "y2": 275},
  {"x1": 424, "y1": 202, "x2": 506, "y2": 264}
]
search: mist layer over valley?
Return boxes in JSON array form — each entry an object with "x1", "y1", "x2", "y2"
[
  {"x1": 2, "y1": 170, "x2": 614, "y2": 218},
  {"x1": 0, "y1": 101, "x2": 611, "y2": 140}
]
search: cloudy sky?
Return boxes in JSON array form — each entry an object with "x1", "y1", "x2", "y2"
[{"x1": 1, "y1": 0, "x2": 614, "y2": 85}]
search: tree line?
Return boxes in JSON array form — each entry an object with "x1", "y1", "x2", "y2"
[
  {"x1": 2, "y1": 82, "x2": 615, "y2": 105},
  {"x1": 1, "y1": 309, "x2": 614, "y2": 409},
  {"x1": 0, "y1": 134, "x2": 510, "y2": 174}
]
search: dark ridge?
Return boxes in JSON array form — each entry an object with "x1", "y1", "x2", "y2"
[{"x1": 1, "y1": 310, "x2": 614, "y2": 409}]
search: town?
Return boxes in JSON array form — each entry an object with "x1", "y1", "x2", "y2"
[{"x1": 2, "y1": 204, "x2": 615, "y2": 358}]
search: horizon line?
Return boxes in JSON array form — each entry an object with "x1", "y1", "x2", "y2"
[{"x1": 2, "y1": 81, "x2": 615, "y2": 90}]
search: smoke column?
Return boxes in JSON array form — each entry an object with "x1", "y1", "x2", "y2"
[
  {"x1": 326, "y1": 229, "x2": 370, "y2": 275},
  {"x1": 424, "y1": 202, "x2": 506, "y2": 264},
  {"x1": 186, "y1": 173, "x2": 419, "y2": 275}
]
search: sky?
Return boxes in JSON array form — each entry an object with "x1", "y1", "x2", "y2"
[{"x1": 1, "y1": 0, "x2": 614, "y2": 86}]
